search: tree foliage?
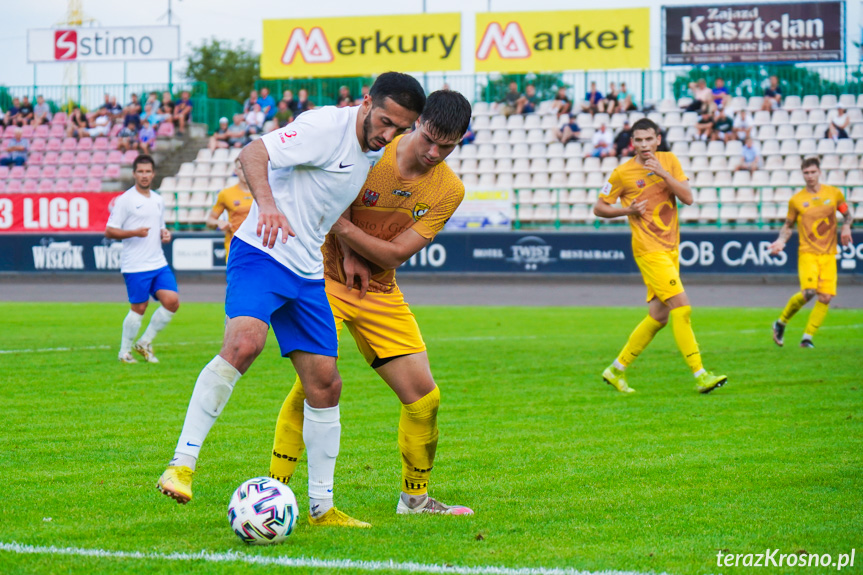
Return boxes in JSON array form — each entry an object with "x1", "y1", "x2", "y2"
[{"x1": 184, "y1": 38, "x2": 259, "y2": 103}]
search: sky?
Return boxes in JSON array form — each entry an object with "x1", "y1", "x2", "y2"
[{"x1": 2, "y1": 0, "x2": 860, "y2": 89}]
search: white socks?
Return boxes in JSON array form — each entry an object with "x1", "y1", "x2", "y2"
[
  {"x1": 304, "y1": 401, "x2": 340, "y2": 517},
  {"x1": 140, "y1": 307, "x2": 174, "y2": 345},
  {"x1": 172, "y1": 355, "x2": 241, "y2": 470},
  {"x1": 120, "y1": 310, "x2": 143, "y2": 355}
]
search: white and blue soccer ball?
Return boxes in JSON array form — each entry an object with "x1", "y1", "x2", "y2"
[{"x1": 228, "y1": 477, "x2": 298, "y2": 545}]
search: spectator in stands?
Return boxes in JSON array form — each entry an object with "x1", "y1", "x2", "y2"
[
  {"x1": 460, "y1": 121, "x2": 475, "y2": 146},
  {"x1": 498, "y1": 81, "x2": 520, "y2": 117},
  {"x1": 106, "y1": 96, "x2": 124, "y2": 122},
  {"x1": 695, "y1": 111, "x2": 714, "y2": 141},
  {"x1": 127, "y1": 93, "x2": 143, "y2": 115},
  {"x1": 582, "y1": 81, "x2": 603, "y2": 115},
  {"x1": 208, "y1": 117, "x2": 231, "y2": 151},
  {"x1": 336, "y1": 85, "x2": 353, "y2": 108},
  {"x1": 549, "y1": 87, "x2": 572, "y2": 116},
  {"x1": 712, "y1": 78, "x2": 731, "y2": 110},
  {"x1": 0, "y1": 127, "x2": 29, "y2": 166},
  {"x1": 685, "y1": 79, "x2": 714, "y2": 114},
  {"x1": 273, "y1": 100, "x2": 293, "y2": 129},
  {"x1": 144, "y1": 93, "x2": 162, "y2": 127},
  {"x1": 137, "y1": 118, "x2": 156, "y2": 154},
  {"x1": 354, "y1": 84, "x2": 370, "y2": 105},
  {"x1": 172, "y1": 91, "x2": 193, "y2": 136},
  {"x1": 282, "y1": 89, "x2": 299, "y2": 115},
  {"x1": 296, "y1": 88, "x2": 314, "y2": 114},
  {"x1": 88, "y1": 108, "x2": 111, "y2": 138},
  {"x1": 3, "y1": 97, "x2": 21, "y2": 127},
  {"x1": 733, "y1": 108, "x2": 753, "y2": 141},
  {"x1": 826, "y1": 104, "x2": 850, "y2": 140},
  {"x1": 613, "y1": 120, "x2": 634, "y2": 157},
  {"x1": 761, "y1": 76, "x2": 782, "y2": 111},
  {"x1": 258, "y1": 87, "x2": 276, "y2": 122},
  {"x1": 735, "y1": 137, "x2": 762, "y2": 173},
  {"x1": 17, "y1": 96, "x2": 34, "y2": 125},
  {"x1": 66, "y1": 106, "x2": 90, "y2": 138},
  {"x1": 117, "y1": 110, "x2": 140, "y2": 153},
  {"x1": 617, "y1": 82, "x2": 637, "y2": 112},
  {"x1": 657, "y1": 127, "x2": 671, "y2": 152},
  {"x1": 226, "y1": 113, "x2": 248, "y2": 148},
  {"x1": 158, "y1": 93, "x2": 175, "y2": 125},
  {"x1": 244, "y1": 103, "x2": 265, "y2": 136},
  {"x1": 585, "y1": 123, "x2": 614, "y2": 158},
  {"x1": 554, "y1": 116, "x2": 580, "y2": 145},
  {"x1": 33, "y1": 95, "x2": 52, "y2": 126},
  {"x1": 711, "y1": 109, "x2": 734, "y2": 142},
  {"x1": 243, "y1": 90, "x2": 259, "y2": 114},
  {"x1": 600, "y1": 82, "x2": 618, "y2": 114},
  {"x1": 517, "y1": 84, "x2": 539, "y2": 115}
]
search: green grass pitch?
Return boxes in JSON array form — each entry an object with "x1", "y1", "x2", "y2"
[{"x1": 0, "y1": 302, "x2": 861, "y2": 574}]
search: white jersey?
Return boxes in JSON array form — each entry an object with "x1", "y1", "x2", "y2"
[
  {"x1": 106, "y1": 186, "x2": 168, "y2": 273},
  {"x1": 234, "y1": 105, "x2": 382, "y2": 278}
]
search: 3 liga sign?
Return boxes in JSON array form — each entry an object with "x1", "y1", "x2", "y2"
[{"x1": 28, "y1": 26, "x2": 180, "y2": 63}]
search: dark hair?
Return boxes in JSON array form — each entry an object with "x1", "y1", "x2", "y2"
[
  {"x1": 631, "y1": 118, "x2": 660, "y2": 135},
  {"x1": 369, "y1": 72, "x2": 426, "y2": 115},
  {"x1": 420, "y1": 90, "x2": 472, "y2": 141},
  {"x1": 801, "y1": 157, "x2": 820, "y2": 170},
  {"x1": 133, "y1": 154, "x2": 155, "y2": 171}
]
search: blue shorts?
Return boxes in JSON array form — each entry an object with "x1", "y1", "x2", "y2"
[
  {"x1": 225, "y1": 237, "x2": 338, "y2": 358},
  {"x1": 123, "y1": 266, "x2": 178, "y2": 304}
]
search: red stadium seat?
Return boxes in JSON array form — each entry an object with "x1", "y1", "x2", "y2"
[
  {"x1": 41, "y1": 165, "x2": 57, "y2": 179},
  {"x1": 49, "y1": 125, "x2": 65, "y2": 138},
  {"x1": 57, "y1": 165, "x2": 73, "y2": 179},
  {"x1": 0, "y1": 180, "x2": 5, "y2": 193},
  {"x1": 72, "y1": 164, "x2": 89, "y2": 179},
  {"x1": 28, "y1": 152, "x2": 44, "y2": 166},
  {"x1": 85, "y1": 178, "x2": 102, "y2": 192},
  {"x1": 51, "y1": 112, "x2": 67, "y2": 125},
  {"x1": 43, "y1": 152, "x2": 59, "y2": 165},
  {"x1": 108, "y1": 137, "x2": 120, "y2": 149},
  {"x1": 34, "y1": 125, "x2": 49, "y2": 138},
  {"x1": 109, "y1": 124, "x2": 123, "y2": 137},
  {"x1": 46, "y1": 138, "x2": 62, "y2": 151},
  {"x1": 61, "y1": 138, "x2": 77, "y2": 151},
  {"x1": 59, "y1": 152, "x2": 76, "y2": 165},
  {"x1": 77, "y1": 137, "x2": 93, "y2": 151},
  {"x1": 105, "y1": 164, "x2": 121, "y2": 179},
  {"x1": 70, "y1": 178, "x2": 87, "y2": 192},
  {"x1": 38, "y1": 179, "x2": 54, "y2": 193},
  {"x1": 107, "y1": 150, "x2": 123, "y2": 164},
  {"x1": 0, "y1": 166, "x2": 9, "y2": 178},
  {"x1": 20, "y1": 125, "x2": 34, "y2": 139},
  {"x1": 6, "y1": 180, "x2": 21, "y2": 193},
  {"x1": 22, "y1": 179, "x2": 37, "y2": 193},
  {"x1": 157, "y1": 122, "x2": 175, "y2": 138},
  {"x1": 88, "y1": 165, "x2": 105, "y2": 178},
  {"x1": 24, "y1": 166, "x2": 41, "y2": 179},
  {"x1": 54, "y1": 179, "x2": 69, "y2": 192},
  {"x1": 93, "y1": 137, "x2": 109, "y2": 151},
  {"x1": 122, "y1": 150, "x2": 138, "y2": 164},
  {"x1": 9, "y1": 166, "x2": 25, "y2": 179},
  {"x1": 90, "y1": 151, "x2": 107, "y2": 164},
  {"x1": 30, "y1": 138, "x2": 47, "y2": 152},
  {"x1": 74, "y1": 151, "x2": 91, "y2": 165}
]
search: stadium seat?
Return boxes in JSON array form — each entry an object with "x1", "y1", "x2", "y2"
[
  {"x1": 817, "y1": 140, "x2": 837, "y2": 155},
  {"x1": 476, "y1": 159, "x2": 496, "y2": 175},
  {"x1": 772, "y1": 110, "x2": 790, "y2": 125},
  {"x1": 506, "y1": 115, "x2": 524, "y2": 130},
  {"x1": 61, "y1": 138, "x2": 77, "y2": 151},
  {"x1": 783, "y1": 95, "x2": 802, "y2": 110},
  {"x1": 752, "y1": 111, "x2": 771, "y2": 126},
  {"x1": 5, "y1": 180, "x2": 21, "y2": 193},
  {"x1": 706, "y1": 141, "x2": 725, "y2": 156},
  {"x1": 713, "y1": 171, "x2": 732, "y2": 186},
  {"x1": 564, "y1": 142, "x2": 582, "y2": 158},
  {"x1": 37, "y1": 179, "x2": 53, "y2": 193},
  {"x1": 845, "y1": 170, "x2": 863, "y2": 186},
  {"x1": 826, "y1": 170, "x2": 845, "y2": 185},
  {"x1": 496, "y1": 173, "x2": 513, "y2": 188},
  {"x1": 46, "y1": 138, "x2": 62, "y2": 152},
  {"x1": 526, "y1": 129, "x2": 545, "y2": 144},
  {"x1": 801, "y1": 95, "x2": 820, "y2": 110},
  {"x1": 459, "y1": 158, "x2": 478, "y2": 175},
  {"x1": 699, "y1": 205, "x2": 719, "y2": 222},
  {"x1": 157, "y1": 122, "x2": 175, "y2": 138},
  {"x1": 737, "y1": 187, "x2": 757, "y2": 203},
  {"x1": 688, "y1": 141, "x2": 707, "y2": 157},
  {"x1": 42, "y1": 152, "x2": 59, "y2": 166},
  {"x1": 757, "y1": 125, "x2": 776, "y2": 141},
  {"x1": 228, "y1": 148, "x2": 241, "y2": 162},
  {"x1": 70, "y1": 179, "x2": 86, "y2": 192},
  {"x1": 839, "y1": 94, "x2": 857, "y2": 109},
  {"x1": 77, "y1": 137, "x2": 93, "y2": 151},
  {"x1": 764, "y1": 155, "x2": 784, "y2": 171},
  {"x1": 41, "y1": 165, "x2": 57, "y2": 179},
  {"x1": 839, "y1": 154, "x2": 859, "y2": 170},
  {"x1": 665, "y1": 127, "x2": 686, "y2": 143},
  {"x1": 193, "y1": 163, "x2": 211, "y2": 177},
  {"x1": 836, "y1": 139, "x2": 855, "y2": 155},
  {"x1": 769, "y1": 170, "x2": 789, "y2": 186},
  {"x1": 567, "y1": 172, "x2": 586, "y2": 187},
  {"x1": 690, "y1": 156, "x2": 709, "y2": 172},
  {"x1": 820, "y1": 94, "x2": 838, "y2": 109},
  {"x1": 89, "y1": 165, "x2": 105, "y2": 179},
  {"x1": 474, "y1": 143, "x2": 494, "y2": 159},
  {"x1": 177, "y1": 163, "x2": 195, "y2": 177},
  {"x1": 93, "y1": 137, "x2": 109, "y2": 151},
  {"x1": 672, "y1": 141, "x2": 689, "y2": 156},
  {"x1": 776, "y1": 124, "x2": 795, "y2": 140},
  {"x1": 783, "y1": 154, "x2": 803, "y2": 170},
  {"x1": 30, "y1": 139, "x2": 46, "y2": 153},
  {"x1": 779, "y1": 140, "x2": 798, "y2": 155},
  {"x1": 798, "y1": 139, "x2": 817, "y2": 156},
  {"x1": 51, "y1": 112, "x2": 67, "y2": 125},
  {"x1": 794, "y1": 124, "x2": 814, "y2": 139},
  {"x1": 91, "y1": 151, "x2": 107, "y2": 165},
  {"x1": 22, "y1": 179, "x2": 38, "y2": 193},
  {"x1": 85, "y1": 178, "x2": 101, "y2": 192},
  {"x1": 527, "y1": 143, "x2": 547, "y2": 159},
  {"x1": 582, "y1": 157, "x2": 601, "y2": 173},
  {"x1": 72, "y1": 165, "x2": 88, "y2": 179},
  {"x1": 75, "y1": 151, "x2": 91, "y2": 165},
  {"x1": 530, "y1": 173, "x2": 550, "y2": 188},
  {"x1": 472, "y1": 116, "x2": 490, "y2": 130},
  {"x1": 540, "y1": 114, "x2": 560, "y2": 130},
  {"x1": 9, "y1": 166, "x2": 25, "y2": 179},
  {"x1": 565, "y1": 158, "x2": 583, "y2": 172},
  {"x1": 105, "y1": 164, "x2": 121, "y2": 179},
  {"x1": 807, "y1": 110, "x2": 827, "y2": 125},
  {"x1": 736, "y1": 205, "x2": 758, "y2": 223},
  {"x1": 24, "y1": 165, "x2": 41, "y2": 180},
  {"x1": 719, "y1": 187, "x2": 736, "y2": 203},
  {"x1": 821, "y1": 155, "x2": 840, "y2": 170},
  {"x1": 732, "y1": 171, "x2": 750, "y2": 186}
]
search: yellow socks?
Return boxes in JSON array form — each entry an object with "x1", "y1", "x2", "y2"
[
  {"x1": 670, "y1": 306, "x2": 703, "y2": 374},
  {"x1": 617, "y1": 315, "x2": 664, "y2": 367},
  {"x1": 804, "y1": 301, "x2": 829, "y2": 337},
  {"x1": 780, "y1": 292, "x2": 807, "y2": 324},
  {"x1": 269, "y1": 376, "x2": 306, "y2": 484},
  {"x1": 399, "y1": 387, "x2": 440, "y2": 495}
]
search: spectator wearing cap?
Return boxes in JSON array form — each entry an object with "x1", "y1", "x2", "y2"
[
  {"x1": 258, "y1": 87, "x2": 276, "y2": 122},
  {"x1": 0, "y1": 127, "x2": 29, "y2": 166},
  {"x1": 826, "y1": 104, "x2": 850, "y2": 139},
  {"x1": 33, "y1": 95, "x2": 52, "y2": 126},
  {"x1": 172, "y1": 91, "x2": 194, "y2": 135},
  {"x1": 208, "y1": 117, "x2": 231, "y2": 151}
]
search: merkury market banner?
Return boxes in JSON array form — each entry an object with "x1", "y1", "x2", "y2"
[
  {"x1": 261, "y1": 14, "x2": 461, "y2": 78},
  {"x1": 0, "y1": 192, "x2": 121, "y2": 233},
  {"x1": 475, "y1": 9, "x2": 650, "y2": 73},
  {"x1": 663, "y1": 2, "x2": 844, "y2": 65}
]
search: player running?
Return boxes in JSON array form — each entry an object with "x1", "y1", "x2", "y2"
[
  {"x1": 592, "y1": 118, "x2": 727, "y2": 394},
  {"x1": 268, "y1": 90, "x2": 474, "y2": 515},
  {"x1": 157, "y1": 73, "x2": 425, "y2": 529},
  {"x1": 105, "y1": 155, "x2": 179, "y2": 364},
  {"x1": 770, "y1": 157, "x2": 854, "y2": 348}
]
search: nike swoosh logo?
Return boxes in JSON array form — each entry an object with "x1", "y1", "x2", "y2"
[
  {"x1": 135, "y1": 205, "x2": 144, "y2": 209},
  {"x1": 339, "y1": 162, "x2": 353, "y2": 169},
  {"x1": 326, "y1": 489, "x2": 333, "y2": 493},
  {"x1": 186, "y1": 442, "x2": 200, "y2": 447}
]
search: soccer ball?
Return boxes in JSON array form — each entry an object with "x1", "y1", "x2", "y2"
[{"x1": 227, "y1": 477, "x2": 298, "y2": 545}]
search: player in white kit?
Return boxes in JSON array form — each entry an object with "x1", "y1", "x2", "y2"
[
  {"x1": 105, "y1": 155, "x2": 179, "y2": 364},
  {"x1": 157, "y1": 73, "x2": 425, "y2": 528}
]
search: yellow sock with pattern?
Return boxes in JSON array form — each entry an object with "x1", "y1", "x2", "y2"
[
  {"x1": 269, "y1": 376, "x2": 306, "y2": 484},
  {"x1": 779, "y1": 292, "x2": 808, "y2": 324},
  {"x1": 804, "y1": 301, "x2": 829, "y2": 337},
  {"x1": 616, "y1": 315, "x2": 664, "y2": 368},
  {"x1": 670, "y1": 306, "x2": 703, "y2": 374},
  {"x1": 399, "y1": 386, "x2": 440, "y2": 496}
]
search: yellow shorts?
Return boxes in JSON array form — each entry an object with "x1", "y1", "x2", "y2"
[
  {"x1": 798, "y1": 252, "x2": 837, "y2": 296},
  {"x1": 325, "y1": 279, "x2": 426, "y2": 365},
  {"x1": 635, "y1": 250, "x2": 685, "y2": 303}
]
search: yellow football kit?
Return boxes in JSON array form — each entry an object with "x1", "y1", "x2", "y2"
[
  {"x1": 211, "y1": 184, "x2": 253, "y2": 258},
  {"x1": 788, "y1": 185, "x2": 845, "y2": 296}
]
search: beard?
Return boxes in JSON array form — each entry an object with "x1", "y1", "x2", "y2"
[{"x1": 362, "y1": 111, "x2": 380, "y2": 151}]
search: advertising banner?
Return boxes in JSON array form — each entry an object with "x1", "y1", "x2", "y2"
[
  {"x1": 663, "y1": 2, "x2": 844, "y2": 65},
  {"x1": 475, "y1": 9, "x2": 650, "y2": 73},
  {"x1": 445, "y1": 189, "x2": 513, "y2": 230},
  {"x1": 261, "y1": 14, "x2": 461, "y2": 78},
  {"x1": 28, "y1": 26, "x2": 180, "y2": 63},
  {"x1": 0, "y1": 192, "x2": 122, "y2": 233}
]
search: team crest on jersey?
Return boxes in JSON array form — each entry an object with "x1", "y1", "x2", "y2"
[
  {"x1": 412, "y1": 202, "x2": 430, "y2": 220},
  {"x1": 393, "y1": 189, "x2": 412, "y2": 197},
  {"x1": 824, "y1": 199, "x2": 831, "y2": 205},
  {"x1": 362, "y1": 189, "x2": 380, "y2": 207},
  {"x1": 233, "y1": 200, "x2": 241, "y2": 206},
  {"x1": 278, "y1": 130, "x2": 298, "y2": 143},
  {"x1": 636, "y1": 179, "x2": 646, "y2": 188},
  {"x1": 803, "y1": 202, "x2": 810, "y2": 208}
]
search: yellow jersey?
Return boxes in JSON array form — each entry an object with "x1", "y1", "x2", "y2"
[
  {"x1": 212, "y1": 184, "x2": 253, "y2": 251},
  {"x1": 599, "y1": 152, "x2": 688, "y2": 256},
  {"x1": 787, "y1": 185, "x2": 847, "y2": 255},
  {"x1": 323, "y1": 134, "x2": 465, "y2": 294}
]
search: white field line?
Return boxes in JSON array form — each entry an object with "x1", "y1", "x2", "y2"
[{"x1": 0, "y1": 541, "x2": 669, "y2": 575}]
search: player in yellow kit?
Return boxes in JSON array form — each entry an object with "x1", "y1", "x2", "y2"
[
  {"x1": 593, "y1": 118, "x2": 727, "y2": 394},
  {"x1": 205, "y1": 159, "x2": 253, "y2": 260},
  {"x1": 770, "y1": 157, "x2": 854, "y2": 348},
  {"x1": 269, "y1": 90, "x2": 475, "y2": 515}
]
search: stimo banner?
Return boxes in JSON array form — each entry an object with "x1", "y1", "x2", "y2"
[
  {"x1": 475, "y1": 9, "x2": 650, "y2": 73},
  {"x1": 663, "y1": 2, "x2": 844, "y2": 65},
  {"x1": 1, "y1": 232, "x2": 861, "y2": 277},
  {"x1": 261, "y1": 14, "x2": 461, "y2": 78}
]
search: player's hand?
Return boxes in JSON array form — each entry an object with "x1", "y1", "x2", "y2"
[
  {"x1": 629, "y1": 199, "x2": 649, "y2": 217},
  {"x1": 256, "y1": 202, "x2": 294, "y2": 248},
  {"x1": 644, "y1": 153, "x2": 667, "y2": 179},
  {"x1": 218, "y1": 220, "x2": 231, "y2": 231},
  {"x1": 134, "y1": 227, "x2": 150, "y2": 238},
  {"x1": 840, "y1": 228, "x2": 853, "y2": 247},
  {"x1": 330, "y1": 216, "x2": 351, "y2": 236},
  {"x1": 161, "y1": 228, "x2": 172, "y2": 243},
  {"x1": 342, "y1": 250, "x2": 371, "y2": 299},
  {"x1": 768, "y1": 239, "x2": 785, "y2": 255}
]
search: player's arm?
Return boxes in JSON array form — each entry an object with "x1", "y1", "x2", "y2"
[
  {"x1": 769, "y1": 210, "x2": 798, "y2": 254},
  {"x1": 331, "y1": 217, "x2": 430, "y2": 270},
  {"x1": 238, "y1": 139, "x2": 293, "y2": 248},
  {"x1": 206, "y1": 200, "x2": 229, "y2": 231},
  {"x1": 105, "y1": 226, "x2": 148, "y2": 239},
  {"x1": 839, "y1": 201, "x2": 854, "y2": 246},
  {"x1": 644, "y1": 152, "x2": 693, "y2": 205}
]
